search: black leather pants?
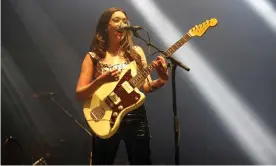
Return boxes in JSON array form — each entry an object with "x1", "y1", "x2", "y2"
[{"x1": 91, "y1": 105, "x2": 152, "y2": 165}]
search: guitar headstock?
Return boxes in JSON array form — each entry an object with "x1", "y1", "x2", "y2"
[{"x1": 188, "y1": 18, "x2": 218, "y2": 37}]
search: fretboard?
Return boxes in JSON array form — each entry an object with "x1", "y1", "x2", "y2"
[
  {"x1": 163, "y1": 33, "x2": 191, "y2": 57},
  {"x1": 129, "y1": 63, "x2": 155, "y2": 87},
  {"x1": 129, "y1": 33, "x2": 192, "y2": 87}
]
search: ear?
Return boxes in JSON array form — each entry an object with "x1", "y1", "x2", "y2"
[{"x1": 106, "y1": 23, "x2": 111, "y2": 32}]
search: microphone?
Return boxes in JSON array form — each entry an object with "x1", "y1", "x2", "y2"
[{"x1": 116, "y1": 25, "x2": 142, "y2": 33}]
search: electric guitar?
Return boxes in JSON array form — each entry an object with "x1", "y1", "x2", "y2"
[{"x1": 83, "y1": 18, "x2": 218, "y2": 139}]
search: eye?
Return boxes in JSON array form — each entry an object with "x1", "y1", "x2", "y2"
[
  {"x1": 123, "y1": 19, "x2": 128, "y2": 24},
  {"x1": 112, "y1": 18, "x2": 120, "y2": 22}
]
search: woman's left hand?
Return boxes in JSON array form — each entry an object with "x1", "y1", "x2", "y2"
[{"x1": 153, "y1": 56, "x2": 169, "y2": 81}]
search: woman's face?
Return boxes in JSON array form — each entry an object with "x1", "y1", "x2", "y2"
[{"x1": 107, "y1": 11, "x2": 128, "y2": 42}]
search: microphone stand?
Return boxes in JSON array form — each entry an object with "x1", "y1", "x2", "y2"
[
  {"x1": 46, "y1": 94, "x2": 93, "y2": 165},
  {"x1": 132, "y1": 29, "x2": 190, "y2": 165},
  {"x1": 48, "y1": 94, "x2": 92, "y2": 137}
]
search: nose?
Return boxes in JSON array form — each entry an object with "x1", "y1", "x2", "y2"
[{"x1": 119, "y1": 20, "x2": 127, "y2": 26}]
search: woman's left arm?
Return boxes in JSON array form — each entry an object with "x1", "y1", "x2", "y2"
[{"x1": 134, "y1": 46, "x2": 169, "y2": 93}]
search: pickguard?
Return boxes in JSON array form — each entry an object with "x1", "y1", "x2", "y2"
[{"x1": 104, "y1": 69, "x2": 141, "y2": 127}]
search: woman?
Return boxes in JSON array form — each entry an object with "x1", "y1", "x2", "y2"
[{"x1": 76, "y1": 7, "x2": 169, "y2": 165}]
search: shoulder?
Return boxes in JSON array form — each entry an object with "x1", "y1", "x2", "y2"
[
  {"x1": 132, "y1": 45, "x2": 148, "y2": 66},
  {"x1": 84, "y1": 52, "x2": 100, "y2": 63},
  {"x1": 87, "y1": 52, "x2": 97, "y2": 59},
  {"x1": 133, "y1": 45, "x2": 144, "y2": 54},
  {"x1": 132, "y1": 45, "x2": 146, "y2": 59}
]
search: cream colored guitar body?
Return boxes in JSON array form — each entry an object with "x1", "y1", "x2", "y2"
[{"x1": 83, "y1": 61, "x2": 146, "y2": 139}]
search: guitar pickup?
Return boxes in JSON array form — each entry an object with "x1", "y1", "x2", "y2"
[
  {"x1": 108, "y1": 92, "x2": 121, "y2": 105},
  {"x1": 121, "y1": 81, "x2": 134, "y2": 94}
]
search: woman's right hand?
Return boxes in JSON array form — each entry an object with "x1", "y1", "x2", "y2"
[{"x1": 96, "y1": 69, "x2": 120, "y2": 84}]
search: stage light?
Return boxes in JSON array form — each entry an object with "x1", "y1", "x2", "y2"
[
  {"x1": 127, "y1": 0, "x2": 276, "y2": 164},
  {"x1": 244, "y1": 0, "x2": 276, "y2": 34}
]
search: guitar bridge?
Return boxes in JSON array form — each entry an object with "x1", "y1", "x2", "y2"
[{"x1": 90, "y1": 106, "x2": 105, "y2": 122}]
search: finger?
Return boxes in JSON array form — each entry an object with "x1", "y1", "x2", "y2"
[
  {"x1": 106, "y1": 70, "x2": 112, "y2": 76},
  {"x1": 162, "y1": 61, "x2": 167, "y2": 68},
  {"x1": 115, "y1": 73, "x2": 120, "y2": 80},
  {"x1": 157, "y1": 56, "x2": 165, "y2": 62},
  {"x1": 111, "y1": 69, "x2": 118, "y2": 73},
  {"x1": 160, "y1": 57, "x2": 166, "y2": 64},
  {"x1": 110, "y1": 70, "x2": 119, "y2": 76},
  {"x1": 115, "y1": 71, "x2": 121, "y2": 76},
  {"x1": 111, "y1": 72, "x2": 117, "y2": 77},
  {"x1": 157, "y1": 59, "x2": 165, "y2": 65},
  {"x1": 158, "y1": 60, "x2": 167, "y2": 71},
  {"x1": 111, "y1": 71, "x2": 120, "y2": 79},
  {"x1": 116, "y1": 72, "x2": 120, "y2": 77},
  {"x1": 158, "y1": 60, "x2": 163, "y2": 67},
  {"x1": 153, "y1": 61, "x2": 158, "y2": 68},
  {"x1": 157, "y1": 56, "x2": 163, "y2": 60},
  {"x1": 155, "y1": 61, "x2": 162, "y2": 69}
]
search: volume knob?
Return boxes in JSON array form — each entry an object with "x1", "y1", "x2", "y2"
[
  {"x1": 113, "y1": 112, "x2": 118, "y2": 117},
  {"x1": 118, "y1": 105, "x2": 123, "y2": 110}
]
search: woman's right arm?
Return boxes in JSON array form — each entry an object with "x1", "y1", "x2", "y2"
[
  {"x1": 75, "y1": 53, "x2": 103, "y2": 101},
  {"x1": 76, "y1": 53, "x2": 119, "y2": 101}
]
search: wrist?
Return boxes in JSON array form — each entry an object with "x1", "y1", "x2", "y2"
[
  {"x1": 158, "y1": 78, "x2": 168, "y2": 84},
  {"x1": 94, "y1": 77, "x2": 105, "y2": 87},
  {"x1": 152, "y1": 78, "x2": 167, "y2": 89},
  {"x1": 158, "y1": 73, "x2": 169, "y2": 82}
]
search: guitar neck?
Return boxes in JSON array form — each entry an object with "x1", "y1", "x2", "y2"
[{"x1": 129, "y1": 33, "x2": 192, "y2": 87}]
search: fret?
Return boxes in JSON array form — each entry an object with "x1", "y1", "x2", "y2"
[
  {"x1": 130, "y1": 79, "x2": 134, "y2": 86},
  {"x1": 129, "y1": 79, "x2": 134, "y2": 86},
  {"x1": 180, "y1": 36, "x2": 186, "y2": 43},
  {"x1": 136, "y1": 75, "x2": 140, "y2": 82},
  {"x1": 168, "y1": 48, "x2": 175, "y2": 55},
  {"x1": 151, "y1": 64, "x2": 155, "y2": 69},
  {"x1": 148, "y1": 64, "x2": 154, "y2": 71},
  {"x1": 144, "y1": 68, "x2": 150, "y2": 75},
  {"x1": 140, "y1": 70, "x2": 147, "y2": 78},
  {"x1": 144, "y1": 70, "x2": 149, "y2": 76},
  {"x1": 172, "y1": 44, "x2": 178, "y2": 51},
  {"x1": 177, "y1": 39, "x2": 183, "y2": 47},
  {"x1": 163, "y1": 51, "x2": 169, "y2": 57},
  {"x1": 183, "y1": 36, "x2": 188, "y2": 42},
  {"x1": 133, "y1": 77, "x2": 138, "y2": 85},
  {"x1": 130, "y1": 64, "x2": 155, "y2": 87},
  {"x1": 177, "y1": 39, "x2": 183, "y2": 46},
  {"x1": 137, "y1": 74, "x2": 143, "y2": 81},
  {"x1": 166, "y1": 50, "x2": 172, "y2": 56},
  {"x1": 184, "y1": 34, "x2": 190, "y2": 41}
]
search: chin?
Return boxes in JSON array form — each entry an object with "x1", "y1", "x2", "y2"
[{"x1": 117, "y1": 37, "x2": 126, "y2": 42}]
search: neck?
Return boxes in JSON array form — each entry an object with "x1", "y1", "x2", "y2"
[{"x1": 107, "y1": 39, "x2": 121, "y2": 54}]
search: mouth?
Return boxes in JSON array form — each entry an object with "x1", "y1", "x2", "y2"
[{"x1": 115, "y1": 31, "x2": 125, "y2": 40}]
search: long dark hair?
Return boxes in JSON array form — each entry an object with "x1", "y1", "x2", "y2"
[{"x1": 89, "y1": 7, "x2": 143, "y2": 67}]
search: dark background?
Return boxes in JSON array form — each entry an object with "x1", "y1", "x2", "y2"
[{"x1": 2, "y1": 0, "x2": 276, "y2": 165}]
